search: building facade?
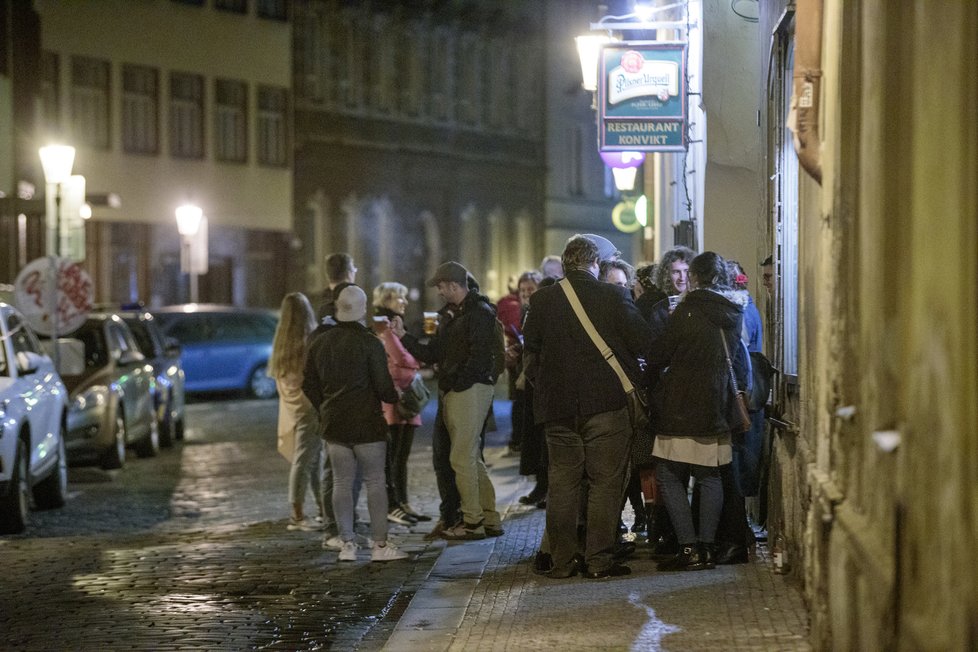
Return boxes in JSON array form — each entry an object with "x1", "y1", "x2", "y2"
[
  {"x1": 16, "y1": 0, "x2": 294, "y2": 308},
  {"x1": 291, "y1": 0, "x2": 547, "y2": 312},
  {"x1": 756, "y1": 1, "x2": 978, "y2": 648}
]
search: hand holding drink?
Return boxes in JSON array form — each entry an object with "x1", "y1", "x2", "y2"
[{"x1": 423, "y1": 311, "x2": 439, "y2": 335}]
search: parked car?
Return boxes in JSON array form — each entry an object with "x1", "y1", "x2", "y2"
[
  {"x1": 151, "y1": 304, "x2": 279, "y2": 399},
  {"x1": 115, "y1": 307, "x2": 186, "y2": 446},
  {"x1": 61, "y1": 313, "x2": 159, "y2": 468},
  {"x1": 0, "y1": 302, "x2": 69, "y2": 534}
]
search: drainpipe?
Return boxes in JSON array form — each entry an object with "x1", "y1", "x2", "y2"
[{"x1": 791, "y1": 0, "x2": 823, "y2": 184}]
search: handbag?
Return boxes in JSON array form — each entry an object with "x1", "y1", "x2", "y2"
[
  {"x1": 720, "y1": 329, "x2": 751, "y2": 433},
  {"x1": 396, "y1": 371, "x2": 431, "y2": 420},
  {"x1": 559, "y1": 279, "x2": 649, "y2": 432}
]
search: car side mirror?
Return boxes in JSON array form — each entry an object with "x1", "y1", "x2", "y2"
[
  {"x1": 15, "y1": 351, "x2": 41, "y2": 375},
  {"x1": 164, "y1": 336, "x2": 181, "y2": 357},
  {"x1": 40, "y1": 338, "x2": 86, "y2": 377}
]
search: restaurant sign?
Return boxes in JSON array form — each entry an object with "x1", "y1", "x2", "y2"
[{"x1": 598, "y1": 43, "x2": 687, "y2": 152}]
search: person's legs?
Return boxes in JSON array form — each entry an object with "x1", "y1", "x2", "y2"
[
  {"x1": 320, "y1": 450, "x2": 335, "y2": 528},
  {"x1": 431, "y1": 398, "x2": 461, "y2": 527},
  {"x1": 327, "y1": 442, "x2": 358, "y2": 542},
  {"x1": 714, "y1": 462, "x2": 749, "y2": 563},
  {"x1": 385, "y1": 424, "x2": 400, "y2": 507},
  {"x1": 354, "y1": 440, "x2": 390, "y2": 545},
  {"x1": 443, "y1": 384, "x2": 498, "y2": 529},
  {"x1": 393, "y1": 424, "x2": 416, "y2": 506},
  {"x1": 692, "y1": 464, "x2": 723, "y2": 546},
  {"x1": 289, "y1": 407, "x2": 322, "y2": 521},
  {"x1": 544, "y1": 418, "x2": 584, "y2": 575},
  {"x1": 655, "y1": 458, "x2": 696, "y2": 545},
  {"x1": 580, "y1": 407, "x2": 632, "y2": 573}
]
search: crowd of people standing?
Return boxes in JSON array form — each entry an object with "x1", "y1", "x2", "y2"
[{"x1": 271, "y1": 236, "x2": 770, "y2": 576}]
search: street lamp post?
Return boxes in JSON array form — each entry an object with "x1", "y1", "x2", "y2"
[
  {"x1": 38, "y1": 144, "x2": 76, "y2": 368},
  {"x1": 175, "y1": 204, "x2": 203, "y2": 303}
]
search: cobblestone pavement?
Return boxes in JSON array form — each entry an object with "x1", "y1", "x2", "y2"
[
  {"x1": 2, "y1": 396, "x2": 812, "y2": 651},
  {"x1": 1, "y1": 398, "x2": 445, "y2": 651}
]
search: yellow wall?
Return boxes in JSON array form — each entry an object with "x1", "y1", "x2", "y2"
[{"x1": 35, "y1": 0, "x2": 292, "y2": 232}]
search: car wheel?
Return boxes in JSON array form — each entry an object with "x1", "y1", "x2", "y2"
[
  {"x1": 248, "y1": 363, "x2": 277, "y2": 399},
  {"x1": 0, "y1": 438, "x2": 30, "y2": 534},
  {"x1": 100, "y1": 410, "x2": 127, "y2": 470},
  {"x1": 34, "y1": 424, "x2": 68, "y2": 510},
  {"x1": 158, "y1": 400, "x2": 174, "y2": 448},
  {"x1": 135, "y1": 413, "x2": 160, "y2": 458}
]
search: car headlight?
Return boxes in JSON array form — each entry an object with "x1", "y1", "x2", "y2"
[{"x1": 72, "y1": 385, "x2": 110, "y2": 413}]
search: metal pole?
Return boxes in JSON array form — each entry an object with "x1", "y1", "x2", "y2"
[
  {"x1": 50, "y1": 184, "x2": 61, "y2": 370},
  {"x1": 190, "y1": 272, "x2": 198, "y2": 303}
]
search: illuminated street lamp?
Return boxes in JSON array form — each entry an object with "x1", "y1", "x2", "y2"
[
  {"x1": 575, "y1": 34, "x2": 616, "y2": 92},
  {"x1": 38, "y1": 144, "x2": 76, "y2": 368},
  {"x1": 176, "y1": 204, "x2": 204, "y2": 303},
  {"x1": 39, "y1": 145, "x2": 76, "y2": 258}
]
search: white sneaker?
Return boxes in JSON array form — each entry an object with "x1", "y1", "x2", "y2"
[
  {"x1": 288, "y1": 517, "x2": 324, "y2": 532},
  {"x1": 322, "y1": 535, "x2": 344, "y2": 550},
  {"x1": 371, "y1": 541, "x2": 409, "y2": 562},
  {"x1": 338, "y1": 540, "x2": 358, "y2": 561}
]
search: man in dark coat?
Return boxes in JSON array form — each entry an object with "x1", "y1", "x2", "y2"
[
  {"x1": 392, "y1": 261, "x2": 502, "y2": 541},
  {"x1": 522, "y1": 235, "x2": 652, "y2": 579}
]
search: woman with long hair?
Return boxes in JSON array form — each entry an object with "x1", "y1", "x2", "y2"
[
  {"x1": 649, "y1": 251, "x2": 749, "y2": 571},
  {"x1": 268, "y1": 292, "x2": 323, "y2": 531},
  {"x1": 372, "y1": 281, "x2": 431, "y2": 526}
]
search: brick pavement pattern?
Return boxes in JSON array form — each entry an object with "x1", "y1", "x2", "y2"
[{"x1": 1, "y1": 398, "x2": 811, "y2": 651}]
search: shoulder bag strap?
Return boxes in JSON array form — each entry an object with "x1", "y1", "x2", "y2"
[
  {"x1": 719, "y1": 327, "x2": 741, "y2": 394},
  {"x1": 559, "y1": 278, "x2": 635, "y2": 394}
]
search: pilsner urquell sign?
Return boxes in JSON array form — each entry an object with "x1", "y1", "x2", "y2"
[{"x1": 598, "y1": 43, "x2": 687, "y2": 153}]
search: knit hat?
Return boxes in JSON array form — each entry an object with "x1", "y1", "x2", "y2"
[
  {"x1": 583, "y1": 234, "x2": 621, "y2": 262},
  {"x1": 335, "y1": 285, "x2": 367, "y2": 322},
  {"x1": 427, "y1": 261, "x2": 469, "y2": 287}
]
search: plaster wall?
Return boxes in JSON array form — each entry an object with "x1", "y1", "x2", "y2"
[
  {"x1": 782, "y1": 0, "x2": 978, "y2": 648},
  {"x1": 701, "y1": 0, "x2": 763, "y2": 268}
]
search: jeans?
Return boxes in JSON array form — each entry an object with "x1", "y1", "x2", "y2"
[
  {"x1": 443, "y1": 384, "x2": 500, "y2": 528},
  {"x1": 655, "y1": 457, "x2": 722, "y2": 545},
  {"x1": 328, "y1": 440, "x2": 388, "y2": 544},
  {"x1": 432, "y1": 401, "x2": 461, "y2": 525},
  {"x1": 545, "y1": 407, "x2": 631, "y2": 574},
  {"x1": 386, "y1": 424, "x2": 416, "y2": 506},
  {"x1": 288, "y1": 406, "x2": 323, "y2": 514}
]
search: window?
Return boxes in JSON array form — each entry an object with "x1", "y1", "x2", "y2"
[
  {"x1": 455, "y1": 33, "x2": 481, "y2": 125},
  {"x1": 170, "y1": 72, "x2": 204, "y2": 159},
  {"x1": 215, "y1": 0, "x2": 246, "y2": 14},
  {"x1": 122, "y1": 64, "x2": 158, "y2": 154},
  {"x1": 257, "y1": 0, "x2": 288, "y2": 21},
  {"x1": 258, "y1": 86, "x2": 288, "y2": 166},
  {"x1": 773, "y1": 34, "x2": 799, "y2": 378},
  {"x1": 215, "y1": 79, "x2": 248, "y2": 162},
  {"x1": 71, "y1": 56, "x2": 111, "y2": 149},
  {"x1": 40, "y1": 52, "x2": 60, "y2": 136}
]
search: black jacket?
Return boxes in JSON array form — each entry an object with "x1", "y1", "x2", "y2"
[
  {"x1": 647, "y1": 288, "x2": 749, "y2": 437},
  {"x1": 522, "y1": 269, "x2": 652, "y2": 423},
  {"x1": 401, "y1": 290, "x2": 497, "y2": 393},
  {"x1": 302, "y1": 321, "x2": 398, "y2": 445}
]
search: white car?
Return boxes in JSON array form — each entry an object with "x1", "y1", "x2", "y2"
[{"x1": 0, "y1": 302, "x2": 70, "y2": 534}]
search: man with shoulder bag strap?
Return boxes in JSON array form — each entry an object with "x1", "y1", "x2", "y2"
[{"x1": 522, "y1": 235, "x2": 652, "y2": 579}]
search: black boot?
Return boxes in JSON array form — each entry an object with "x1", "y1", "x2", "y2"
[
  {"x1": 657, "y1": 544, "x2": 699, "y2": 571},
  {"x1": 688, "y1": 543, "x2": 715, "y2": 571},
  {"x1": 715, "y1": 542, "x2": 749, "y2": 565}
]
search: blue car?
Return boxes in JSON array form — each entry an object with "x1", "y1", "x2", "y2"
[{"x1": 151, "y1": 305, "x2": 279, "y2": 399}]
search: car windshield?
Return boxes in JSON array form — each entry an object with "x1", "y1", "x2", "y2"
[{"x1": 124, "y1": 319, "x2": 155, "y2": 357}]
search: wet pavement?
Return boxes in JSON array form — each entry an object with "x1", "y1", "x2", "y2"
[
  {"x1": 1, "y1": 396, "x2": 811, "y2": 651},
  {"x1": 1, "y1": 398, "x2": 445, "y2": 651}
]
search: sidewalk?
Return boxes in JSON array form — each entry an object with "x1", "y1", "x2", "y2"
[{"x1": 383, "y1": 401, "x2": 812, "y2": 652}]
